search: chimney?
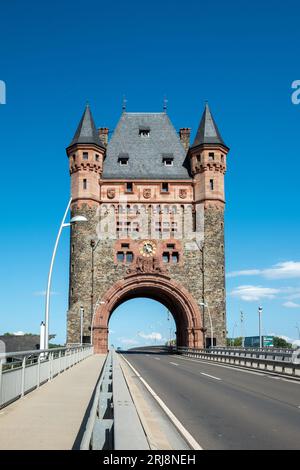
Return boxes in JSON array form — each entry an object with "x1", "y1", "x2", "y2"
[
  {"x1": 98, "y1": 128, "x2": 109, "y2": 148},
  {"x1": 179, "y1": 128, "x2": 191, "y2": 153}
]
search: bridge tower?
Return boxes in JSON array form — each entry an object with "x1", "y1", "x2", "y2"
[
  {"x1": 66, "y1": 102, "x2": 229, "y2": 351},
  {"x1": 189, "y1": 103, "x2": 229, "y2": 346}
]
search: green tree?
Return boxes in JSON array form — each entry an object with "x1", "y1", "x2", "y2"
[
  {"x1": 226, "y1": 337, "x2": 242, "y2": 347},
  {"x1": 273, "y1": 336, "x2": 292, "y2": 348}
]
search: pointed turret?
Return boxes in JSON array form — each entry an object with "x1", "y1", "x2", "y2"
[
  {"x1": 69, "y1": 104, "x2": 105, "y2": 149},
  {"x1": 191, "y1": 103, "x2": 227, "y2": 149},
  {"x1": 189, "y1": 103, "x2": 229, "y2": 205},
  {"x1": 66, "y1": 104, "x2": 106, "y2": 206}
]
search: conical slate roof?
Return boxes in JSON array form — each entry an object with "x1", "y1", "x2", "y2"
[
  {"x1": 191, "y1": 103, "x2": 226, "y2": 148},
  {"x1": 69, "y1": 104, "x2": 105, "y2": 148}
]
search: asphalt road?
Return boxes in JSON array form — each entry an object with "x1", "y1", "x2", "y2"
[{"x1": 122, "y1": 350, "x2": 300, "y2": 450}]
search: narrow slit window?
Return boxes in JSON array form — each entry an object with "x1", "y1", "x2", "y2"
[
  {"x1": 83, "y1": 179, "x2": 87, "y2": 190},
  {"x1": 163, "y1": 252, "x2": 170, "y2": 263},
  {"x1": 161, "y1": 182, "x2": 169, "y2": 193},
  {"x1": 83, "y1": 152, "x2": 88, "y2": 160},
  {"x1": 172, "y1": 252, "x2": 179, "y2": 263},
  {"x1": 210, "y1": 179, "x2": 214, "y2": 191},
  {"x1": 126, "y1": 182, "x2": 133, "y2": 193},
  {"x1": 171, "y1": 221, "x2": 178, "y2": 232},
  {"x1": 95, "y1": 154, "x2": 99, "y2": 162}
]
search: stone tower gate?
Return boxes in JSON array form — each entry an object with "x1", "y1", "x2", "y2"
[{"x1": 66, "y1": 103, "x2": 229, "y2": 353}]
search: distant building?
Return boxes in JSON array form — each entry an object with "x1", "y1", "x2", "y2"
[{"x1": 0, "y1": 334, "x2": 56, "y2": 356}]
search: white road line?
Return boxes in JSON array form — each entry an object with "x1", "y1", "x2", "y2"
[
  {"x1": 170, "y1": 355, "x2": 300, "y2": 384},
  {"x1": 154, "y1": 357, "x2": 160, "y2": 360},
  {"x1": 201, "y1": 372, "x2": 221, "y2": 381},
  {"x1": 171, "y1": 356, "x2": 269, "y2": 378},
  {"x1": 121, "y1": 354, "x2": 203, "y2": 450},
  {"x1": 169, "y1": 362, "x2": 179, "y2": 366}
]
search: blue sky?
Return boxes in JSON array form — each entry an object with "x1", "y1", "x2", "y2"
[{"x1": 0, "y1": 0, "x2": 299, "y2": 347}]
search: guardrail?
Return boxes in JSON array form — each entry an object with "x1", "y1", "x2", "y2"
[
  {"x1": 177, "y1": 347, "x2": 300, "y2": 377},
  {"x1": 0, "y1": 345, "x2": 93, "y2": 408},
  {"x1": 182, "y1": 347, "x2": 294, "y2": 362},
  {"x1": 80, "y1": 350, "x2": 150, "y2": 450}
]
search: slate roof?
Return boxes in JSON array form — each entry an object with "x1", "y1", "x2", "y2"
[
  {"x1": 103, "y1": 113, "x2": 191, "y2": 180},
  {"x1": 69, "y1": 104, "x2": 105, "y2": 149},
  {"x1": 191, "y1": 103, "x2": 226, "y2": 148}
]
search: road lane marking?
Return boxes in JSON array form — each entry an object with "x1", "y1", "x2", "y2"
[
  {"x1": 170, "y1": 355, "x2": 300, "y2": 384},
  {"x1": 154, "y1": 357, "x2": 160, "y2": 360},
  {"x1": 201, "y1": 372, "x2": 221, "y2": 381},
  {"x1": 120, "y1": 354, "x2": 203, "y2": 450},
  {"x1": 169, "y1": 362, "x2": 179, "y2": 366}
]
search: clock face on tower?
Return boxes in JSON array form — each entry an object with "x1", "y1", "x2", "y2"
[{"x1": 139, "y1": 240, "x2": 156, "y2": 257}]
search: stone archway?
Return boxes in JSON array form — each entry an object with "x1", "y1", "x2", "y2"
[{"x1": 93, "y1": 272, "x2": 204, "y2": 353}]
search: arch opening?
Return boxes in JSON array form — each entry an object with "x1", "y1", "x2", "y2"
[
  {"x1": 108, "y1": 298, "x2": 177, "y2": 350},
  {"x1": 93, "y1": 274, "x2": 204, "y2": 353}
]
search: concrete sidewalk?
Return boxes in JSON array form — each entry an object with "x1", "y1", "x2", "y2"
[{"x1": 0, "y1": 354, "x2": 106, "y2": 450}]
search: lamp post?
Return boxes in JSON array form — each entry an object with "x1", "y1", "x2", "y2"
[
  {"x1": 44, "y1": 197, "x2": 87, "y2": 350},
  {"x1": 200, "y1": 302, "x2": 214, "y2": 349},
  {"x1": 258, "y1": 306, "x2": 263, "y2": 348},
  {"x1": 80, "y1": 306, "x2": 84, "y2": 345}
]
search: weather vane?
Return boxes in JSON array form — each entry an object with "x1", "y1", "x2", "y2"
[
  {"x1": 163, "y1": 96, "x2": 168, "y2": 113},
  {"x1": 122, "y1": 95, "x2": 127, "y2": 112}
]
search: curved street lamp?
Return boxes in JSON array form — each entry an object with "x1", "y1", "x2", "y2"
[
  {"x1": 44, "y1": 198, "x2": 87, "y2": 349},
  {"x1": 200, "y1": 302, "x2": 214, "y2": 349}
]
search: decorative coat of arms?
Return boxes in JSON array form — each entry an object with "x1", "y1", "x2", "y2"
[
  {"x1": 126, "y1": 256, "x2": 167, "y2": 275},
  {"x1": 179, "y1": 189, "x2": 187, "y2": 199},
  {"x1": 143, "y1": 188, "x2": 151, "y2": 199},
  {"x1": 107, "y1": 189, "x2": 115, "y2": 199}
]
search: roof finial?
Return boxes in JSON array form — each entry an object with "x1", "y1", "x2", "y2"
[
  {"x1": 122, "y1": 95, "x2": 127, "y2": 112},
  {"x1": 86, "y1": 100, "x2": 90, "y2": 107},
  {"x1": 163, "y1": 96, "x2": 168, "y2": 113}
]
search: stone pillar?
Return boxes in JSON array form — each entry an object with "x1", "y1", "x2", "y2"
[{"x1": 93, "y1": 327, "x2": 108, "y2": 354}]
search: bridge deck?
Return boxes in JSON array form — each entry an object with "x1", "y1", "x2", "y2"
[{"x1": 0, "y1": 354, "x2": 106, "y2": 450}]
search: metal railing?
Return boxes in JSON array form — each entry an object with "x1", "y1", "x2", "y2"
[
  {"x1": 0, "y1": 345, "x2": 93, "y2": 408},
  {"x1": 80, "y1": 350, "x2": 149, "y2": 450},
  {"x1": 183, "y1": 347, "x2": 294, "y2": 362},
  {"x1": 177, "y1": 347, "x2": 300, "y2": 377}
]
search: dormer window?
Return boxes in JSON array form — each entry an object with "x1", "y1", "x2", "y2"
[
  {"x1": 139, "y1": 127, "x2": 150, "y2": 137},
  {"x1": 162, "y1": 154, "x2": 174, "y2": 166},
  {"x1": 119, "y1": 157, "x2": 129, "y2": 165}
]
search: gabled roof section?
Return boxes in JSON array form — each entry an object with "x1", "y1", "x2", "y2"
[
  {"x1": 191, "y1": 103, "x2": 226, "y2": 148},
  {"x1": 69, "y1": 104, "x2": 105, "y2": 148},
  {"x1": 103, "y1": 113, "x2": 191, "y2": 180}
]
